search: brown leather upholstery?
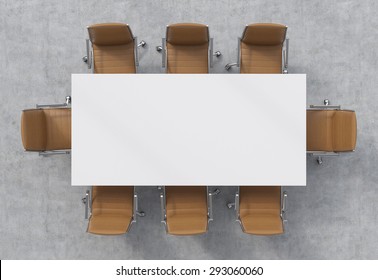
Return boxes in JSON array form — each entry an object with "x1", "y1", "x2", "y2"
[
  {"x1": 88, "y1": 23, "x2": 134, "y2": 46},
  {"x1": 307, "y1": 110, "x2": 357, "y2": 152},
  {"x1": 240, "y1": 23, "x2": 287, "y2": 74},
  {"x1": 167, "y1": 23, "x2": 209, "y2": 45},
  {"x1": 88, "y1": 23, "x2": 136, "y2": 73},
  {"x1": 242, "y1": 23, "x2": 287, "y2": 46},
  {"x1": 166, "y1": 23, "x2": 209, "y2": 73},
  {"x1": 165, "y1": 186, "x2": 208, "y2": 235},
  {"x1": 239, "y1": 186, "x2": 283, "y2": 235},
  {"x1": 88, "y1": 186, "x2": 134, "y2": 235},
  {"x1": 21, "y1": 108, "x2": 71, "y2": 151}
]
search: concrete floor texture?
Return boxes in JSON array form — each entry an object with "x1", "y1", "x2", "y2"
[{"x1": 0, "y1": 0, "x2": 377, "y2": 259}]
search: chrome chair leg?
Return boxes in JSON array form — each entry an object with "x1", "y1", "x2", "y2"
[
  {"x1": 317, "y1": 156, "x2": 323, "y2": 165},
  {"x1": 225, "y1": 62, "x2": 238, "y2": 71},
  {"x1": 136, "y1": 211, "x2": 145, "y2": 217},
  {"x1": 212, "y1": 188, "x2": 221, "y2": 195},
  {"x1": 227, "y1": 202, "x2": 235, "y2": 209},
  {"x1": 137, "y1": 40, "x2": 147, "y2": 48}
]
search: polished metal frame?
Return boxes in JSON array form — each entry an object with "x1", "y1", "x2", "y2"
[
  {"x1": 156, "y1": 24, "x2": 222, "y2": 72},
  {"x1": 225, "y1": 24, "x2": 289, "y2": 73},
  {"x1": 82, "y1": 186, "x2": 145, "y2": 234},
  {"x1": 227, "y1": 186, "x2": 287, "y2": 234},
  {"x1": 33, "y1": 96, "x2": 72, "y2": 156},
  {"x1": 307, "y1": 99, "x2": 356, "y2": 164},
  {"x1": 82, "y1": 25, "x2": 146, "y2": 73},
  {"x1": 158, "y1": 186, "x2": 220, "y2": 234}
]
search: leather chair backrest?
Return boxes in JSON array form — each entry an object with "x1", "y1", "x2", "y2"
[
  {"x1": 166, "y1": 23, "x2": 209, "y2": 73},
  {"x1": 21, "y1": 108, "x2": 71, "y2": 151},
  {"x1": 332, "y1": 110, "x2": 357, "y2": 152},
  {"x1": 88, "y1": 186, "x2": 134, "y2": 235},
  {"x1": 87, "y1": 23, "x2": 136, "y2": 73},
  {"x1": 21, "y1": 109, "x2": 47, "y2": 151},
  {"x1": 306, "y1": 110, "x2": 357, "y2": 152},
  {"x1": 88, "y1": 23, "x2": 134, "y2": 46},
  {"x1": 240, "y1": 23, "x2": 287, "y2": 74},
  {"x1": 239, "y1": 186, "x2": 283, "y2": 235},
  {"x1": 165, "y1": 186, "x2": 208, "y2": 235}
]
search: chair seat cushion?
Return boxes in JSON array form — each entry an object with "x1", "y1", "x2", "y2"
[
  {"x1": 88, "y1": 186, "x2": 133, "y2": 235},
  {"x1": 88, "y1": 214, "x2": 132, "y2": 235},
  {"x1": 239, "y1": 186, "x2": 283, "y2": 235},
  {"x1": 166, "y1": 186, "x2": 208, "y2": 235},
  {"x1": 167, "y1": 211, "x2": 208, "y2": 235},
  {"x1": 307, "y1": 110, "x2": 357, "y2": 152},
  {"x1": 44, "y1": 108, "x2": 71, "y2": 150},
  {"x1": 240, "y1": 212, "x2": 283, "y2": 235}
]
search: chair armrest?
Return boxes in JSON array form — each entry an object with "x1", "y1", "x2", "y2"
[
  {"x1": 209, "y1": 38, "x2": 222, "y2": 68},
  {"x1": 283, "y1": 38, "x2": 289, "y2": 73},
  {"x1": 309, "y1": 99, "x2": 341, "y2": 109},
  {"x1": 82, "y1": 39, "x2": 92, "y2": 69},
  {"x1": 36, "y1": 96, "x2": 71, "y2": 109},
  {"x1": 160, "y1": 192, "x2": 166, "y2": 224},
  {"x1": 82, "y1": 190, "x2": 91, "y2": 220},
  {"x1": 281, "y1": 191, "x2": 287, "y2": 222},
  {"x1": 225, "y1": 38, "x2": 240, "y2": 71},
  {"x1": 156, "y1": 38, "x2": 166, "y2": 68},
  {"x1": 309, "y1": 105, "x2": 341, "y2": 109},
  {"x1": 235, "y1": 192, "x2": 240, "y2": 221},
  {"x1": 208, "y1": 191, "x2": 213, "y2": 222},
  {"x1": 134, "y1": 37, "x2": 147, "y2": 67},
  {"x1": 133, "y1": 194, "x2": 138, "y2": 222}
]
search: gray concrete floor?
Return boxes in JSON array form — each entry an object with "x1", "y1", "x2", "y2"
[{"x1": 1, "y1": 0, "x2": 377, "y2": 259}]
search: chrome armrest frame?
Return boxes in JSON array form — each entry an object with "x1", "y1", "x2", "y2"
[
  {"x1": 36, "y1": 96, "x2": 71, "y2": 109},
  {"x1": 209, "y1": 38, "x2": 214, "y2": 68},
  {"x1": 39, "y1": 150, "x2": 71, "y2": 157},
  {"x1": 209, "y1": 38, "x2": 222, "y2": 68},
  {"x1": 235, "y1": 187, "x2": 240, "y2": 222},
  {"x1": 132, "y1": 192, "x2": 138, "y2": 223},
  {"x1": 309, "y1": 105, "x2": 341, "y2": 109},
  {"x1": 132, "y1": 186, "x2": 145, "y2": 224},
  {"x1": 283, "y1": 38, "x2": 289, "y2": 74},
  {"x1": 82, "y1": 188, "x2": 92, "y2": 220},
  {"x1": 207, "y1": 187, "x2": 213, "y2": 222},
  {"x1": 309, "y1": 99, "x2": 341, "y2": 110},
  {"x1": 134, "y1": 37, "x2": 147, "y2": 69},
  {"x1": 281, "y1": 190, "x2": 287, "y2": 223},
  {"x1": 307, "y1": 151, "x2": 340, "y2": 156},
  {"x1": 155, "y1": 38, "x2": 166, "y2": 69},
  {"x1": 207, "y1": 188, "x2": 220, "y2": 223},
  {"x1": 159, "y1": 186, "x2": 167, "y2": 231},
  {"x1": 134, "y1": 37, "x2": 140, "y2": 68},
  {"x1": 225, "y1": 38, "x2": 241, "y2": 71},
  {"x1": 85, "y1": 39, "x2": 92, "y2": 69}
]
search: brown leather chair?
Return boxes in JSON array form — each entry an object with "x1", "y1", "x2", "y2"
[
  {"x1": 228, "y1": 186, "x2": 287, "y2": 235},
  {"x1": 159, "y1": 186, "x2": 219, "y2": 235},
  {"x1": 83, "y1": 186, "x2": 145, "y2": 235},
  {"x1": 21, "y1": 96, "x2": 71, "y2": 156},
  {"x1": 156, "y1": 23, "x2": 221, "y2": 73},
  {"x1": 225, "y1": 23, "x2": 288, "y2": 73},
  {"x1": 83, "y1": 23, "x2": 146, "y2": 73},
  {"x1": 307, "y1": 99, "x2": 357, "y2": 164}
]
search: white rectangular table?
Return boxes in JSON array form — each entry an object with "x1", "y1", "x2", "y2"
[{"x1": 72, "y1": 74, "x2": 306, "y2": 186}]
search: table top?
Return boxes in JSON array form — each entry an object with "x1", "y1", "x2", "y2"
[{"x1": 72, "y1": 74, "x2": 306, "y2": 186}]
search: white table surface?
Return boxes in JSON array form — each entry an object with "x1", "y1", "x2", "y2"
[{"x1": 72, "y1": 74, "x2": 306, "y2": 186}]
